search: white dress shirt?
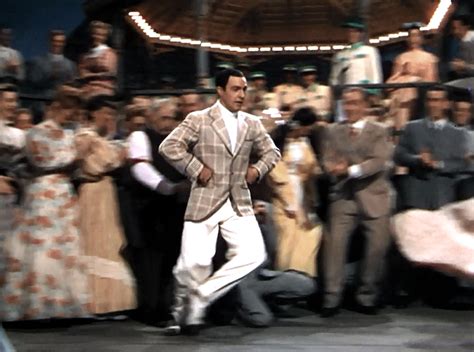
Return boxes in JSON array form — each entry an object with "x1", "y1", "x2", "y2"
[
  {"x1": 217, "y1": 100, "x2": 243, "y2": 154},
  {"x1": 127, "y1": 130, "x2": 175, "y2": 194},
  {"x1": 348, "y1": 119, "x2": 367, "y2": 178}
]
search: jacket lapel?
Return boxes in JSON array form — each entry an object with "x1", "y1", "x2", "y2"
[{"x1": 209, "y1": 103, "x2": 233, "y2": 155}]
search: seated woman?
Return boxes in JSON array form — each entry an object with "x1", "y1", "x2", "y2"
[{"x1": 268, "y1": 107, "x2": 323, "y2": 277}]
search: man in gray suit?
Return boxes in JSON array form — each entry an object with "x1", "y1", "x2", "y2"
[
  {"x1": 321, "y1": 88, "x2": 392, "y2": 317},
  {"x1": 394, "y1": 86, "x2": 468, "y2": 210},
  {"x1": 450, "y1": 14, "x2": 474, "y2": 79},
  {"x1": 28, "y1": 30, "x2": 76, "y2": 95},
  {"x1": 159, "y1": 69, "x2": 280, "y2": 334},
  {"x1": 451, "y1": 92, "x2": 474, "y2": 200}
]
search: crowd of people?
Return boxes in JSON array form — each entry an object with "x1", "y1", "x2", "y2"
[{"x1": 0, "y1": 13, "x2": 473, "y2": 339}]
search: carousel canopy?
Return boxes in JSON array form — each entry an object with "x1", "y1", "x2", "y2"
[{"x1": 123, "y1": 0, "x2": 452, "y2": 55}]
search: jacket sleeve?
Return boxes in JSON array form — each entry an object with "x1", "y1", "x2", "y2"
[
  {"x1": 394, "y1": 124, "x2": 421, "y2": 168},
  {"x1": 159, "y1": 113, "x2": 204, "y2": 181},
  {"x1": 368, "y1": 47, "x2": 383, "y2": 84},
  {"x1": 250, "y1": 119, "x2": 281, "y2": 180},
  {"x1": 358, "y1": 126, "x2": 392, "y2": 177},
  {"x1": 438, "y1": 129, "x2": 469, "y2": 174}
]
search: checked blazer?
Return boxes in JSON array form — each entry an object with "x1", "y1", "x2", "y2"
[{"x1": 159, "y1": 102, "x2": 281, "y2": 222}]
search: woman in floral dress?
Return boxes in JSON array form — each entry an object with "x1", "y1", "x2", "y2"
[{"x1": 1, "y1": 90, "x2": 91, "y2": 321}]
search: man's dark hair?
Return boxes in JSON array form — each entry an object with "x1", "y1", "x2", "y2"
[
  {"x1": 425, "y1": 85, "x2": 448, "y2": 98},
  {"x1": 452, "y1": 14, "x2": 471, "y2": 27},
  {"x1": 292, "y1": 107, "x2": 317, "y2": 127},
  {"x1": 215, "y1": 69, "x2": 244, "y2": 90},
  {"x1": 86, "y1": 95, "x2": 117, "y2": 112},
  {"x1": 342, "y1": 87, "x2": 370, "y2": 102},
  {"x1": 50, "y1": 30, "x2": 65, "y2": 39}
]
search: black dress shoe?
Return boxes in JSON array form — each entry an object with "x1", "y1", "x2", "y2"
[
  {"x1": 163, "y1": 318, "x2": 181, "y2": 336},
  {"x1": 182, "y1": 324, "x2": 203, "y2": 336},
  {"x1": 320, "y1": 306, "x2": 340, "y2": 318},
  {"x1": 356, "y1": 304, "x2": 378, "y2": 315}
]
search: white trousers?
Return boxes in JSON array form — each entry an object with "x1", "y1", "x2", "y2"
[{"x1": 172, "y1": 199, "x2": 266, "y2": 325}]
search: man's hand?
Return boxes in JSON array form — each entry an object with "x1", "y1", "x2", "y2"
[
  {"x1": 0, "y1": 176, "x2": 15, "y2": 195},
  {"x1": 246, "y1": 166, "x2": 259, "y2": 185},
  {"x1": 450, "y1": 59, "x2": 467, "y2": 72},
  {"x1": 328, "y1": 159, "x2": 348, "y2": 177},
  {"x1": 197, "y1": 165, "x2": 213, "y2": 186},
  {"x1": 419, "y1": 150, "x2": 435, "y2": 169}
]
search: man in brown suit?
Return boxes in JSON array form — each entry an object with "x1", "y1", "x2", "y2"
[
  {"x1": 159, "y1": 69, "x2": 280, "y2": 334},
  {"x1": 321, "y1": 88, "x2": 392, "y2": 317}
]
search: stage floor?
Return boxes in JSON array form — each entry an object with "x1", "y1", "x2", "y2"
[{"x1": 5, "y1": 307, "x2": 474, "y2": 352}]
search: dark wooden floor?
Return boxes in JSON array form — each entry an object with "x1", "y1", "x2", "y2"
[{"x1": 4, "y1": 306, "x2": 474, "y2": 352}]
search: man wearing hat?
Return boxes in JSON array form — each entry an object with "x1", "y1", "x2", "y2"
[
  {"x1": 299, "y1": 65, "x2": 333, "y2": 120},
  {"x1": 244, "y1": 71, "x2": 269, "y2": 114},
  {"x1": 329, "y1": 17, "x2": 382, "y2": 98},
  {"x1": 274, "y1": 64, "x2": 305, "y2": 111}
]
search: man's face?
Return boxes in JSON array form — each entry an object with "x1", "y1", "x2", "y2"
[
  {"x1": 253, "y1": 78, "x2": 266, "y2": 90},
  {"x1": 15, "y1": 112, "x2": 33, "y2": 130},
  {"x1": 50, "y1": 34, "x2": 66, "y2": 55},
  {"x1": 131, "y1": 96, "x2": 151, "y2": 109},
  {"x1": 342, "y1": 90, "x2": 366, "y2": 123},
  {"x1": 180, "y1": 94, "x2": 202, "y2": 117},
  {"x1": 91, "y1": 27, "x2": 108, "y2": 46},
  {"x1": 152, "y1": 103, "x2": 177, "y2": 135},
  {"x1": 452, "y1": 20, "x2": 468, "y2": 40},
  {"x1": 284, "y1": 72, "x2": 297, "y2": 84},
  {"x1": 453, "y1": 101, "x2": 472, "y2": 126},
  {"x1": 347, "y1": 28, "x2": 362, "y2": 44},
  {"x1": 408, "y1": 29, "x2": 423, "y2": 49},
  {"x1": 301, "y1": 73, "x2": 316, "y2": 88},
  {"x1": 217, "y1": 76, "x2": 247, "y2": 113},
  {"x1": 129, "y1": 115, "x2": 146, "y2": 133},
  {"x1": 92, "y1": 106, "x2": 116, "y2": 136},
  {"x1": 0, "y1": 91, "x2": 18, "y2": 120},
  {"x1": 426, "y1": 90, "x2": 448, "y2": 120}
]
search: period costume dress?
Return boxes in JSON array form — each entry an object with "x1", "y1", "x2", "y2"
[
  {"x1": 268, "y1": 137, "x2": 323, "y2": 277},
  {"x1": 75, "y1": 128, "x2": 135, "y2": 314},
  {"x1": 393, "y1": 199, "x2": 474, "y2": 280},
  {"x1": 387, "y1": 49, "x2": 438, "y2": 129},
  {"x1": 79, "y1": 44, "x2": 117, "y2": 99},
  {"x1": 0, "y1": 120, "x2": 24, "y2": 288},
  {"x1": 1, "y1": 119, "x2": 90, "y2": 321}
]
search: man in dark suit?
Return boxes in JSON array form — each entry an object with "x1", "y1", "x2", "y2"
[
  {"x1": 394, "y1": 86, "x2": 468, "y2": 210},
  {"x1": 451, "y1": 92, "x2": 474, "y2": 200},
  {"x1": 321, "y1": 88, "x2": 392, "y2": 317},
  {"x1": 125, "y1": 99, "x2": 190, "y2": 325}
]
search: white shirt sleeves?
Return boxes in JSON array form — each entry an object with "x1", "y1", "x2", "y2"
[{"x1": 128, "y1": 131, "x2": 164, "y2": 190}]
